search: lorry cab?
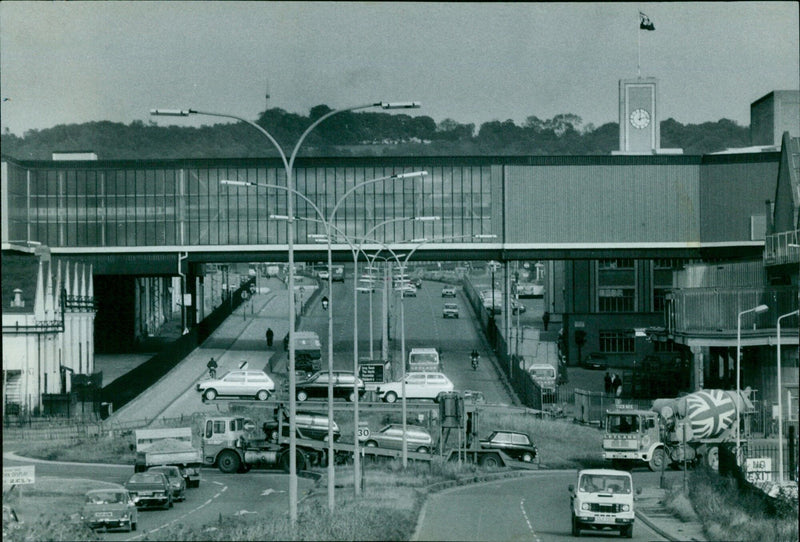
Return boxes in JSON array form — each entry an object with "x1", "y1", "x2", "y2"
[
  {"x1": 602, "y1": 409, "x2": 661, "y2": 468},
  {"x1": 407, "y1": 348, "x2": 442, "y2": 372},
  {"x1": 569, "y1": 468, "x2": 635, "y2": 538}
]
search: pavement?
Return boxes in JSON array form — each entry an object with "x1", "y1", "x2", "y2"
[{"x1": 93, "y1": 276, "x2": 708, "y2": 542}]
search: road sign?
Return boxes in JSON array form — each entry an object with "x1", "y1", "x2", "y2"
[
  {"x1": 357, "y1": 422, "x2": 371, "y2": 441},
  {"x1": 3, "y1": 465, "x2": 35, "y2": 486},
  {"x1": 745, "y1": 457, "x2": 773, "y2": 483}
]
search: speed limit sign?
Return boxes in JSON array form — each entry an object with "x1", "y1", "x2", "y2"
[{"x1": 357, "y1": 423, "x2": 370, "y2": 441}]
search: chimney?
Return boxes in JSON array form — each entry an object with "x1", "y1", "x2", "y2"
[{"x1": 11, "y1": 288, "x2": 25, "y2": 308}]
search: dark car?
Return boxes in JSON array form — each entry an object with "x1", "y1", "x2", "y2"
[
  {"x1": 411, "y1": 277, "x2": 422, "y2": 288},
  {"x1": 480, "y1": 430, "x2": 537, "y2": 463},
  {"x1": 81, "y1": 488, "x2": 138, "y2": 532},
  {"x1": 124, "y1": 472, "x2": 172, "y2": 509},
  {"x1": 147, "y1": 466, "x2": 186, "y2": 502},
  {"x1": 294, "y1": 370, "x2": 365, "y2": 402},
  {"x1": 582, "y1": 353, "x2": 609, "y2": 370}
]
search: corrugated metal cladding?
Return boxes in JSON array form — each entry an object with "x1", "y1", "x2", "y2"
[
  {"x1": 699, "y1": 159, "x2": 779, "y2": 243},
  {"x1": 503, "y1": 164, "x2": 700, "y2": 244},
  {"x1": 673, "y1": 260, "x2": 765, "y2": 288}
]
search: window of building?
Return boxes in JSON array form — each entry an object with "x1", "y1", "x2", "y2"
[
  {"x1": 598, "y1": 288, "x2": 635, "y2": 312},
  {"x1": 599, "y1": 330, "x2": 635, "y2": 354},
  {"x1": 653, "y1": 340, "x2": 677, "y2": 353},
  {"x1": 598, "y1": 259, "x2": 634, "y2": 269}
]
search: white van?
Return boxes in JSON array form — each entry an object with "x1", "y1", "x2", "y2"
[{"x1": 407, "y1": 348, "x2": 442, "y2": 373}]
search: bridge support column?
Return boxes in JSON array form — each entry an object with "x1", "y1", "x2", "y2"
[{"x1": 690, "y1": 345, "x2": 704, "y2": 391}]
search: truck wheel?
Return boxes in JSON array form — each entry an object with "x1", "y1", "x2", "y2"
[
  {"x1": 203, "y1": 389, "x2": 218, "y2": 401},
  {"x1": 217, "y1": 450, "x2": 241, "y2": 473},
  {"x1": 256, "y1": 390, "x2": 269, "y2": 401},
  {"x1": 131, "y1": 521, "x2": 137, "y2": 532},
  {"x1": 648, "y1": 448, "x2": 666, "y2": 472},
  {"x1": 571, "y1": 514, "x2": 581, "y2": 537},
  {"x1": 480, "y1": 453, "x2": 501, "y2": 468},
  {"x1": 297, "y1": 390, "x2": 308, "y2": 402},
  {"x1": 384, "y1": 392, "x2": 398, "y2": 403},
  {"x1": 279, "y1": 450, "x2": 308, "y2": 472},
  {"x1": 706, "y1": 446, "x2": 720, "y2": 471}
]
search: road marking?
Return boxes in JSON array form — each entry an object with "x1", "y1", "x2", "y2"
[
  {"x1": 126, "y1": 485, "x2": 228, "y2": 541},
  {"x1": 261, "y1": 488, "x2": 286, "y2": 496},
  {"x1": 520, "y1": 498, "x2": 541, "y2": 542}
]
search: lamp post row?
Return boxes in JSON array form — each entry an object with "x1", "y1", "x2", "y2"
[{"x1": 152, "y1": 101, "x2": 420, "y2": 523}]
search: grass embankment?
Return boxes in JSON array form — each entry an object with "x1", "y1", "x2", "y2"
[{"x1": 664, "y1": 466, "x2": 798, "y2": 542}]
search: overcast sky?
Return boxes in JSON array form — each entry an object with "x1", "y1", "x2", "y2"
[{"x1": 1, "y1": 2, "x2": 797, "y2": 135}]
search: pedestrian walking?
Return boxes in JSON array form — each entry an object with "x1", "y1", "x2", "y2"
[
  {"x1": 604, "y1": 371, "x2": 612, "y2": 395},
  {"x1": 542, "y1": 311, "x2": 551, "y2": 331},
  {"x1": 612, "y1": 373, "x2": 622, "y2": 397},
  {"x1": 266, "y1": 327, "x2": 274, "y2": 347}
]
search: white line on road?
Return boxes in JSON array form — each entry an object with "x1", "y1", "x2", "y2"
[{"x1": 519, "y1": 498, "x2": 541, "y2": 542}]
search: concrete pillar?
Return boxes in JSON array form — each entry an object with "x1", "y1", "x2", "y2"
[{"x1": 690, "y1": 345, "x2": 704, "y2": 391}]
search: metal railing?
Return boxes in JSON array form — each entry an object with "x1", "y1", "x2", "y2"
[
  {"x1": 764, "y1": 229, "x2": 800, "y2": 266},
  {"x1": 668, "y1": 286, "x2": 798, "y2": 332}
]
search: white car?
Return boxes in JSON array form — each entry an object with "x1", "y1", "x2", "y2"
[
  {"x1": 196, "y1": 370, "x2": 275, "y2": 401},
  {"x1": 396, "y1": 284, "x2": 417, "y2": 297},
  {"x1": 318, "y1": 270, "x2": 330, "y2": 280},
  {"x1": 378, "y1": 372, "x2": 454, "y2": 403}
]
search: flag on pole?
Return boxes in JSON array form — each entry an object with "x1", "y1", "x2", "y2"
[{"x1": 639, "y1": 12, "x2": 655, "y2": 31}]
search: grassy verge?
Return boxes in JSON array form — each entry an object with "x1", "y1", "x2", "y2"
[{"x1": 665, "y1": 466, "x2": 798, "y2": 542}]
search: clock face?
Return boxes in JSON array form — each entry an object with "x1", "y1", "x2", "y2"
[{"x1": 630, "y1": 108, "x2": 650, "y2": 129}]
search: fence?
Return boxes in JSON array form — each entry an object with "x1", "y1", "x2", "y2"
[
  {"x1": 2, "y1": 413, "x2": 204, "y2": 442},
  {"x1": 740, "y1": 428, "x2": 800, "y2": 484}
]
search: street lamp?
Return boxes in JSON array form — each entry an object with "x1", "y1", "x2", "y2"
[
  {"x1": 736, "y1": 303, "x2": 769, "y2": 458},
  {"x1": 225, "y1": 170, "x2": 425, "y2": 511},
  {"x1": 776, "y1": 308, "x2": 798, "y2": 483},
  {"x1": 153, "y1": 100, "x2": 419, "y2": 522},
  {"x1": 316, "y1": 216, "x2": 436, "y2": 493},
  {"x1": 382, "y1": 233, "x2": 496, "y2": 466}
]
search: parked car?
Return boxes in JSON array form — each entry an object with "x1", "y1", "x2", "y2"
[
  {"x1": 294, "y1": 370, "x2": 365, "y2": 402},
  {"x1": 196, "y1": 370, "x2": 275, "y2": 401},
  {"x1": 124, "y1": 472, "x2": 172, "y2": 509},
  {"x1": 378, "y1": 372, "x2": 454, "y2": 403},
  {"x1": 442, "y1": 303, "x2": 460, "y2": 318},
  {"x1": 364, "y1": 424, "x2": 433, "y2": 453},
  {"x1": 81, "y1": 488, "x2": 138, "y2": 532},
  {"x1": 479, "y1": 430, "x2": 538, "y2": 462},
  {"x1": 147, "y1": 465, "x2": 186, "y2": 502},
  {"x1": 582, "y1": 352, "x2": 609, "y2": 370},
  {"x1": 441, "y1": 285, "x2": 457, "y2": 297},
  {"x1": 263, "y1": 410, "x2": 340, "y2": 442}
]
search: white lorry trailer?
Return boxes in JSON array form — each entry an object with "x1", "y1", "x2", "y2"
[{"x1": 134, "y1": 427, "x2": 202, "y2": 487}]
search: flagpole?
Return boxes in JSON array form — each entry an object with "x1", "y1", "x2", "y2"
[{"x1": 637, "y1": 12, "x2": 641, "y2": 78}]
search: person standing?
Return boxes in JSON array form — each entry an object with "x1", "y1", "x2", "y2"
[
  {"x1": 542, "y1": 311, "x2": 551, "y2": 331},
  {"x1": 604, "y1": 371, "x2": 612, "y2": 395},
  {"x1": 266, "y1": 327, "x2": 274, "y2": 347}
]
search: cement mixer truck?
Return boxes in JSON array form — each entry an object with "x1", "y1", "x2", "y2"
[{"x1": 602, "y1": 389, "x2": 753, "y2": 471}]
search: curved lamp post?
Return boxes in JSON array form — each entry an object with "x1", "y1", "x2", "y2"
[
  {"x1": 152, "y1": 101, "x2": 419, "y2": 521},
  {"x1": 776, "y1": 308, "x2": 798, "y2": 483},
  {"x1": 223, "y1": 170, "x2": 426, "y2": 510},
  {"x1": 310, "y1": 215, "x2": 439, "y2": 492},
  {"x1": 735, "y1": 303, "x2": 768, "y2": 460}
]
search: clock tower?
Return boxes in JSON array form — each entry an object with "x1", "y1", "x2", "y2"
[{"x1": 616, "y1": 77, "x2": 660, "y2": 154}]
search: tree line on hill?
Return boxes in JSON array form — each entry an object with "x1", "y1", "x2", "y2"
[{"x1": 1, "y1": 104, "x2": 751, "y2": 160}]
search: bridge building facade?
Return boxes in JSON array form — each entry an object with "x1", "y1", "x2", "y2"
[{"x1": 2, "y1": 147, "x2": 795, "y2": 415}]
